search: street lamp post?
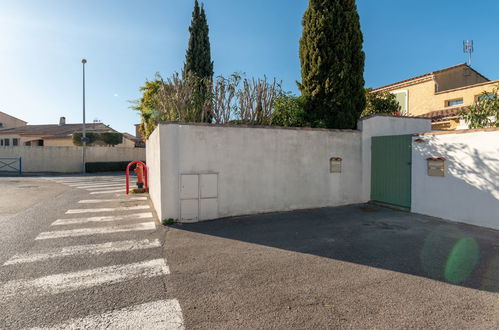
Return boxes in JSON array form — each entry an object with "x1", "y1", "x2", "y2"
[{"x1": 81, "y1": 58, "x2": 87, "y2": 174}]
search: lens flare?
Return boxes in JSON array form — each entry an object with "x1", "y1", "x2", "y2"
[{"x1": 444, "y1": 237, "x2": 480, "y2": 284}]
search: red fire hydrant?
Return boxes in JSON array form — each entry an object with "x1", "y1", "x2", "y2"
[
  {"x1": 126, "y1": 161, "x2": 148, "y2": 195},
  {"x1": 134, "y1": 163, "x2": 145, "y2": 189}
]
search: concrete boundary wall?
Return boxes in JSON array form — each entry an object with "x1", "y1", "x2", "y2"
[
  {"x1": 146, "y1": 128, "x2": 163, "y2": 219},
  {"x1": 148, "y1": 123, "x2": 364, "y2": 221},
  {"x1": 0, "y1": 146, "x2": 145, "y2": 173},
  {"x1": 147, "y1": 116, "x2": 497, "y2": 230},
  {"x1": 411, "y1": 129, "x2": 499, "y2": 230}
]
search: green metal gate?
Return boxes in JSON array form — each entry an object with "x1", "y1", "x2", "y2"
[{"x1": 371, "y1": 135, "x2": 412, "y2": 209}]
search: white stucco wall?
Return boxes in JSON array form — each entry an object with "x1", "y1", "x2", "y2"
[
  {"x1": 145, "y1": 127, "x2": 164, "y2": 220},
  {"x1": 0, "y1": 146, "x2": 145, "y2": 173},
  {"x1": 411, "y1": 129, "x2": 499, "y2": 230},
  {"x1": 358, "y1": 115, "x2": 432, "y2": 202},
  {"x1": 150, "y1": 123, "x2": 363, "y2": 221}
]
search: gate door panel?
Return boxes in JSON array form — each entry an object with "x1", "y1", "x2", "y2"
[{"x1": 371, "y1": 135, "x2": 412, "y2": 208}]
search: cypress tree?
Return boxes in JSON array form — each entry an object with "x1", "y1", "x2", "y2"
[
  {"x1": 299, "y1": 0, "x2": 366, "y2": 129},
  {"x1": 184, "y1": 1, "x2": 214, "y2": 122}
]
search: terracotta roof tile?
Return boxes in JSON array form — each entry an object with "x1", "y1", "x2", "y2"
[{"x1": 416, "y1": 106, "x2": 468, "y2": 120}]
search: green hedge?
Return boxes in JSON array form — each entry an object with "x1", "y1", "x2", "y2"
[
  {"x1": 73, "y1": 132, "x2": 123, "y2": 146},
  {"x1": 85, "y1": 161, "x2": 146, "y2": 173}
]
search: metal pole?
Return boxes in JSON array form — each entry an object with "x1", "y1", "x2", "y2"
[{"x1": 82, "y1": 59, "x2": 87, "y2": 174}]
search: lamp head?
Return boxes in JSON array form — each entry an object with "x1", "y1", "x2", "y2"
[{"x1": 81, "y1": 59, "x2": 87, "y2": 64}]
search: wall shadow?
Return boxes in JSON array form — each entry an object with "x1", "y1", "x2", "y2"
[{"x1": 171, "y1": 204, "x2": 499, "y2": 293}]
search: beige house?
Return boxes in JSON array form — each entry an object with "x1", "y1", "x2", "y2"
[
  {"x1": 0, "y1": 116, "x2": 137, "y2": 147},
  {"x1": 373, "y1": 63, "x2": 498, "y2": 129},
  {"x1": 0, "y1": 111, "x2": 27, "y2": 130}
]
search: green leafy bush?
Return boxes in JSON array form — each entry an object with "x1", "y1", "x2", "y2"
[
  {"x1": 161, "y1": 218, "x2": 178, "y2": 226},
  {"x1": 72, "y1": 132, "x2": 123, "y2": 147},
  {"x1": 100, "y1": 132, "x2": 123, "y2": 146},
  {"x1": 271, "y1": 94, "x2": 307, "y2": 127},
  {"x1": 72, "y1": 132, "x2": 98, "y2": 146},
  {"x1": 361, "y1": 88, "x2": 401, "y2": 117},
  {"x1": 461, "y1": 85, "x2": 499, "y2": 128}
]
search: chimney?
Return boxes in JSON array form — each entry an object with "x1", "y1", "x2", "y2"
[{"x1": 59, "y1": 117, "x2": 66, "y2": 126}]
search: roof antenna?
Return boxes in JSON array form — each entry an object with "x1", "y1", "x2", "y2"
[{"x1": 463, "y1": 40, "x2": 474, "y2": 66}]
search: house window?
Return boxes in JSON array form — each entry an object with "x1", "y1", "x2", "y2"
[
  {"x1": 13, "y1": 138, "x2": 19, "y2": 146},
  {"x1": 0, "y1": 139, "x2": 3, "y2": 146},
  {"x1": 476, "y1": 93, "x2": 496, "y2": 102},
  {"x1": 4, "y1": 139, "x2": 9, "y2": 146},
  {"x1": 446, "y1": 98, "x2": 463, "y2": 107},
  {"x1": 0, "y1": 122, "x2": 3, "y2": 127}
]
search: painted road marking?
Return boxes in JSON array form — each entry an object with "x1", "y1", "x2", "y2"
[
  {"x1": 66, "y1": 205, "x2": 150, "y2": 214},
  {"x1": 75, "y1": 184, "x2": 125, "y2": 189},
  {"x1": 72, "y1": 181, "x2": 125, "y2": 185},
  {"x1": 68, "y1": 181, "x2": 125, "y2": 186},
  {"x1": 53, "y1": 181, "x2": 125, "y2": 186},
  {"x1": 51, "y1": 212, "x2": 154, "y2": 226},
  {"x1": 84, "y1": 186, "x2": 128, "y2": 191},
  {"x1": 31, "y1": 299, "x2": 184, "y2": 330},
  {"x1": 3, "y1": 239, "x2": 161, "y2": 265},
  {"x1": 78, "y1": 197, "x2": 147, "y2": 203},
  {"x1": 49, "y1": 178, "x2": 125, "y2": 183},
  {"x1": 0, "y1": 259, "x2": 169, "y2": 298},
  {"x1": 36, "y1": 222, "x2": 156, "y2": 240},
  {"x1": 90, "y1": 189, "x2": 125, "y2": 195}
]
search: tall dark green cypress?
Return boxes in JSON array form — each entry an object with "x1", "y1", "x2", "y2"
[
  {"x1": 299, "y1": 0, "x2": 366, "y2": 129},
  {"x1": 184, "y1": 1, "x2": 213, "y2": 122}
]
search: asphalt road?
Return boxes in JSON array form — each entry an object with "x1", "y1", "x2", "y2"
[
  {"x1": 165, "y1": 204, "x2": 499, "y2": 329},
  {"x1": 1, "y1": 175, "x2": 498, "y2": 329},
  {"x1": 0, "y1": 174, "x2": 182, "y2": 329}
]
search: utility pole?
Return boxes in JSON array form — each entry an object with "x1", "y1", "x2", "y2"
[{"x1": 81, "y1": 58, "x2": 87, "y2": 174}]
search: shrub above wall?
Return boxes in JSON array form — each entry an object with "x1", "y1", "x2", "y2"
[
  {"x1": 73, "y1": 132, "x2": 123, "y2": 147},
  {"x1": 85, "y1": 161, "x2": 146, "y2": 173}
]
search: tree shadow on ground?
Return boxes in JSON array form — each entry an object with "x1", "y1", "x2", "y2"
[{"x1": 172, "y1": 204, "x2": 499, "y2": 293}]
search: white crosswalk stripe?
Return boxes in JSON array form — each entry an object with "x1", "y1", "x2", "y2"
[
  {"x1": 50, "y1": 179, "x2": 125, "y2": 184},
  {"x1": 51, "y1": 212, "x2": 154, "y2": 226},
  {"x1": 36, "y1": 222, "x2": 156, "y2": 240},
  {"x1": 30, "y1": 299, "x2": 185, "y2": 330},
  {"x1": 84, "y1": 186, "x2": 128, "y2": 191},
  {"x1": 3, "y1": 239, "x2": 162, "y2": 265},
  {"x1": 74, "y1": 184, "x2": 125, "y2": 189},
  {"x1": 0, "y1": 259, "x2": 169, "y2": 298},
  {"x1": 11, "y1": 175, "x2": 185, "y2": 328},
  {"x1": 65, "y1": 205, "x2": 150, "y2": 214},
  {"x1": 90, "y1": 189, "x2": 125, "y2": 194},
  {"x1": 78, "y1": 197, "x2": 147, "y2": 203}
]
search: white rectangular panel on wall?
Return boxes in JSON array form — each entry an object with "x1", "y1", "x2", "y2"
[
  {"x1": 200, "y1": 173, "x2": 218, "y2": 198},
  {"x1": 200, "y1": 198, "x2": 218, "y2": 220},
  {"x1": 180, "y1": 174, "x2": 199, "y2": 199},
  {"x1": 179, "y1": 173, "x2": 219, "y2": 222},
  {"x1": 180, "y1": 199, "x2": 199, "y2": 222}
]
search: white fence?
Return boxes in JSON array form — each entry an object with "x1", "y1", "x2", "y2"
[{"x1": 0, "y1": 146, "x2": 145, "y2": 173}]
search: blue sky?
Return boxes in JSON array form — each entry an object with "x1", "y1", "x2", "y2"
[{"x1": 1, "y1": 0, "x2": 498, "y2": 133}]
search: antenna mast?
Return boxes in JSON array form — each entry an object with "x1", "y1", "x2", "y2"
[{"x1": 463, "y1": 40, "x2": 474, "y2": 65}]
